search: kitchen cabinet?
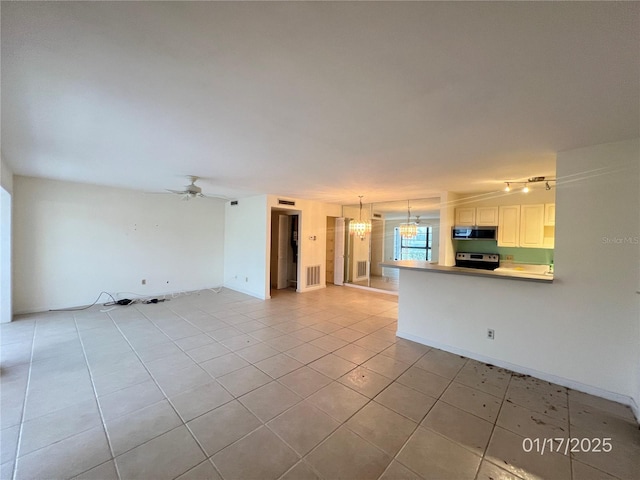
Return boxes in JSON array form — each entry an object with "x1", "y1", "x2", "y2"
[
  {"x1": 543, "y1": 203, "x2": 555, "y2": 248},
  {"x1": 476, "y1": 207, "x2": 499, "y2": 226},
  {"x1": 544, "y1": 203, "x2": 556, "y2": 226},
  {"x1": 498, "y1": 205, "x2": 520, "y2": 247},
  {"x1": 455, "y1": 206, "x2": 498, "y2": 226},
  {"x1": 455, "y1": 207, "x2": 475, "y2": 226},
  {"x1": 519, "y1": 204, "x2": 545, "y2": 248}
]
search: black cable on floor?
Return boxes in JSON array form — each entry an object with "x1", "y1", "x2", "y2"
[{"x1": 48, "y1": 291, "x2": 117, "y2": 311}]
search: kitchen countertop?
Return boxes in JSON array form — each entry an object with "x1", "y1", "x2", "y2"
[{"x1": 380, "y1": 260, "x2": 554, "y2": 283}]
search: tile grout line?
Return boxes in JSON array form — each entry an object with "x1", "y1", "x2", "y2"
[
  {"x1": 473, "y1": 369, "x2": 515, "y2": 480},
  {"x1": 280, "y1": 343, "x2": 437, "y2": 480},
  {"x1": 379, "y1": 356, "x2": 468, "y2": 480},
  {"x1": 200, "y1": 317, "x2": 408, "y2": 480},
  {"x1": 72, "y1": 310, "x2": 123, "y2": 480},
  {"x1": 111, "y1": 303, "x2": 229, "y2": 479},
  {"x1": 10, "y1": 317, "x2": 37, "y2": 480},
  {"x1": 566, "y1": 384, "x2": 573, "y2": 480}
]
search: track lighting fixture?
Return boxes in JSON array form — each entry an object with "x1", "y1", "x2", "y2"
[{"x1": 503, "y1": 176, "x2": 556, "y2": 193}]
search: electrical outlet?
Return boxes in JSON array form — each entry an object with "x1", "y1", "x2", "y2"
[
  {"x1": 505, "y1": 255, "x2": 514, "y2": 261},
  {"x1": 141, "y1": 279, "x2": 146, "y2": 285},
  {"x1": 487, "y1": 329, "x2": 495, "y2": 340}
]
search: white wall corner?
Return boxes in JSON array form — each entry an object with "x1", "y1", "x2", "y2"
[
  {"x1": 0, "y1": 156, "x2": 14, "y2": 194},
  {"x1": 438, "y1": 192, "x2": 457, "y2": 266}
]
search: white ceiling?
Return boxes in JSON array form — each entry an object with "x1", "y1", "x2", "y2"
[{"x1": 2, "y1": 2, "x2": 638, "y2": 205}]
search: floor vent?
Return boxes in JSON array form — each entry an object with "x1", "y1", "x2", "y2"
[
  {"x1": 306, "y1": 265, "x2": 321, "y2": 287},
  {"x1": 357, "y1": 261, "x2": 368, "y2": 278}
]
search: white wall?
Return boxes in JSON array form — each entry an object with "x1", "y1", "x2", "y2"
[
  {"x1": 224, "y1": 195, "x2": 341, "y2": 299},
  {"x1": 1, "y1": 158, "x2": 14, "y2": 322},
  {"x1": 1, "y1": 157, "x2": 14, "y2": 194},
  {"x1": 438, "y1": 191, "x2": 459, "y2": 266},
  {"x1": 398, "y1": 139, "x2": 640, "y2": 415},
  {"x1": 13, "y1": 176, "x2": 225, "y2": 313},
  {"x1": 224, "y1": 195, "x2": 269, "y2": 299}
]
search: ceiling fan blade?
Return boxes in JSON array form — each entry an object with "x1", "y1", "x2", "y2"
[{"x1": 166, "y1": 189, "x2": 186, "y2": 195}]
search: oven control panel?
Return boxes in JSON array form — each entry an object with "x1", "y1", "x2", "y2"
[
  {"x1": 455, "y1": 253, "x2": 500, "y2": 270},
  {"x1": 455, "y1": 253, "x2": 499, "y2": 263}
]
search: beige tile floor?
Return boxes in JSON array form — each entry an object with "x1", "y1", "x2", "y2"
[{"x1": 1, "y1": 286, "x2": 638, "y2": 480}]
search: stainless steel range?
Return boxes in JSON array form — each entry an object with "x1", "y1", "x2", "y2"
[{"x1": 455, "y1": 252, "x2": 500, "y2": 271}]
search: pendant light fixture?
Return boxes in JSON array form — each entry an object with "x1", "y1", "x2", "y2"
[
  {"x1": 399, "y1": 200, "x2": 417, "y2": 239},
  {"x1": 349, "y1": 196, "x2": 372, "y2": 240}
]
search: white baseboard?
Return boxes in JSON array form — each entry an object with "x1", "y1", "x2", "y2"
[
  {"x1": 397, "y1": 330, "x2": 639, "y2": 423},
  {"x1": 298, "y1": 284, "x2": 326, "y2": 293},
  {"x1": 223, "y1": 283, "x2": 266, "y2": 300},
  {"x1": 343, "y1": 283, "x2": 398, "y2": 296},
  {"x1": 13, "y1": 285, "x2": 228, "y2": 316}
]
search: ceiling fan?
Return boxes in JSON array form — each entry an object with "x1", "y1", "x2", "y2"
[{"x1": 165, "y1": 176, "x2": 227, "y2": 201}]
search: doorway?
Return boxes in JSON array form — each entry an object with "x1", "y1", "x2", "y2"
[
  {"x1": 1, "y1": 187, "x2": 11, "y2": 323},
  {"x1": 326, "y1": 217, "x2": 335, "y2": 284},
  {"x1": 269, "y1": 210, "x2": 300, "y2": 292},
  {"x1": 325, "y1": 216, "x2": 346, "y2": 286}
]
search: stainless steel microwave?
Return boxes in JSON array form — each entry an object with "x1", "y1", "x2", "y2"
[{"x1": 452, "y1": 226, "x2": 498, "y2": 240}]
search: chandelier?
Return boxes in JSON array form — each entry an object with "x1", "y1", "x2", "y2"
[
  {"x1": 399, "y1": 200, "x2": 417, "y2": 239},
  {"x1": 349, "y1": 196, "x2": 372, "y2": 239}
]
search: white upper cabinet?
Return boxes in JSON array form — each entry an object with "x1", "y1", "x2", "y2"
[
  {"x1": 519, "y1": 204, "x2": 545, "y2": 248},
  {"x1": 458, "y1": 203, "x2": 554, "y2": 249},
  {"x1": 455, "y1": 206, "x2": 498, "y2": 226},
  {"x1": 498, "y1": 205, "x2": 520, "y2": 247},
  {"x1": 544, "y1": 203, "x2": 556, "y2": 226},
  {"x1": 455, "y1": 207, "x2": 476, "y2": 226},
  {"x1": 476, "y1": 206, "x2": 499, "y2": 226}
]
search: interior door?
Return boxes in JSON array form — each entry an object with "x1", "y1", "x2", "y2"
[
  {"x1": 277, "y1": 215, "x2": 289, "y2": 289},
  {"x1": 334, "y1": 217, "x2": 345, "y2": 285}
]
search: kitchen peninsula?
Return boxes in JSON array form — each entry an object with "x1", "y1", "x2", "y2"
[{"x1": 380, "y1": 260, "x2": 553, "y2": 283}]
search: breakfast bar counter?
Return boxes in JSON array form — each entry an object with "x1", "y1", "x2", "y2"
[{"x1": 380, "y1": 260, "x2": 553, "y2": 283}]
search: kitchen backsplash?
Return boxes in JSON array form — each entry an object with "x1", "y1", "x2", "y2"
[{"x1": 453, "y1": 240, "x2": 553, "y2": 265}]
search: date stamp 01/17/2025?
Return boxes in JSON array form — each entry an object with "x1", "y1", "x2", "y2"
[{"x1": 522, "y1": 437, "x2": 612, "y2": 456}]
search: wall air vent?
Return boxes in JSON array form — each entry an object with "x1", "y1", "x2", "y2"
[
  {"x1": 230, "y1": 200, "x2": 238, "y2": 206},
  {"x1": 278, "y1": 199, "x2": 296, "y2": 206},
  {"x1": 373, "y1": 213, "x2": 383, "y2": 219},
  {"x1": 357, "y1": 261, "x2": 368, "y2": 279},
  {"x1": 306, "y1": 265, "x2": 321, "y2": 287}
]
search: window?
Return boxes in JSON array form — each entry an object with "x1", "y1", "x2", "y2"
[{"x1": 394, "y1": 226, "x2": 432, "y2": 261}]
